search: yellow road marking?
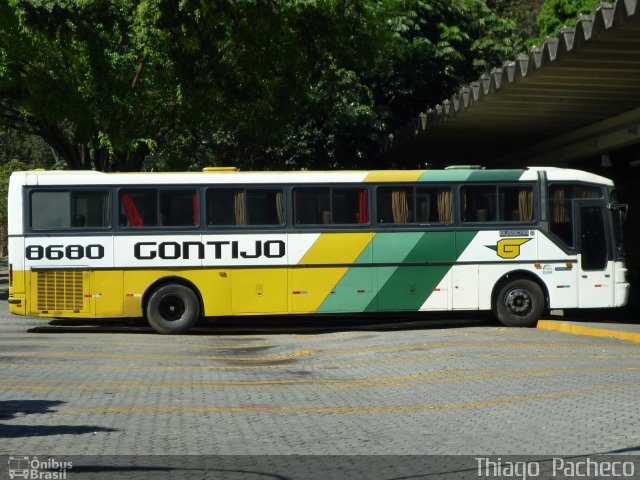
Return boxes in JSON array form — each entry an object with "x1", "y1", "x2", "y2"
[
  {"x1": 2, "y1": 366, "x2": 639, "y2": 391},
  {"x1": 537, "y1": 320, "x2": 640, "y2": 344},
  {"x1": 58, "y1": 382, "x2": 640, "y2": 413},
  {"x1": 1, "y1": 350, "x2": 315, "y2": 362},
  {"x1": 0, "y1": 367, "x2": 488, "y2": 387},
  {"x1": 0, "y1": 332, "x2": 367, "y2": 347},
  {"x1": 0, "y1": 342, "x2": 602, "y2": 363},
  {"x1": 0, "y1": 340, "x2": 278, "y2": 350},
  {"x1": 1, "y1": 351, "x2": 638, "y2": 372},
  {"x1": 318, "y1": 342, "x2": 601, "y2": 354}
]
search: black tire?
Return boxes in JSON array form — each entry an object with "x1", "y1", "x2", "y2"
[
  {"x1": 494, "y1": 278, "x2": 544, "y2": 328},
  {"x1": 145, "y1": 284, "x2": 200, "y2": 334}
]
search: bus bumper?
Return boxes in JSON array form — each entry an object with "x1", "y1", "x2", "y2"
[
  {"x1": 8, "y1": 295, "x2": 25, "y2": 315},
  {"x1": 615, "y1": 282, "x2": 630, "y2": 307}
]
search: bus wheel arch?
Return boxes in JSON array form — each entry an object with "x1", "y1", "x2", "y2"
[
  {"x1": 143, "y1": 277, "x2": 203, "y2": 334},
  {"x1": 491, "y1": 271, "x2": 548, "y2": 328}
]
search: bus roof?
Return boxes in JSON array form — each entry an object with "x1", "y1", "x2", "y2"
[{"x1": 10, "y1": 167, "x2": 614, "y2": 186}]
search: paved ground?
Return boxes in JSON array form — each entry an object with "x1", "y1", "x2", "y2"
[
  {"x1": 1, "y1": 259, "x2": 640, "y2": 478},
  {"x1": 5, "y1": 316, "x2": 640, "y2": 455}
]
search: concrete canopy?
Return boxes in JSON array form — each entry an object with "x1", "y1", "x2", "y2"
[{"x1": 381, "y1": 0, "x2": 640, "y2": 170}]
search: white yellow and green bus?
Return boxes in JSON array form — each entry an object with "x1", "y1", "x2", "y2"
[{"x1": 7, "y1": 166, "x2": 629, "y2": 334}]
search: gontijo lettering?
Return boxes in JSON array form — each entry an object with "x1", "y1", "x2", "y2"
[{"x1": 133, "y1": 240, "x2": 286, "y2": 260}]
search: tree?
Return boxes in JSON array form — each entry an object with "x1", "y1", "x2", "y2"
[
  {"x1": 0, "y1": 0, "x2": 182, "y2": 171},
  {"x1": 157, "y1": 0, "x2": 522, "y2": 170},
  {"x1": 486, "y1": 0, "x2": 544, "y2": 46},
  {"x1": 0, "y1": 128, "x2": 55, "y2": 167},
  {"x1": 536, "y1": 0, "x2": 602, "y2": 39},
  {"x1": 0, "y1": 158, "x2": 29, "y2": 255},
  {"x1": 0, "y1": 0, "x2": 522, "y2": 172}
]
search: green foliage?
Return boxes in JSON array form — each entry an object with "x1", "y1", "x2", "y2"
[
  {"x1": 0, "y1": 128, "x2": 54, "y2": 167},
  {"x1": 536, "y1": 0, "x2": 601, "y2": 39},
  {"x1": 0, "y1": 0, "x2": 523, "y2": 171},
  {"x1": 486, "y1": 0, "x2": 544, "y2": 47},
  {"x1": 0, "y1": 0, "x2": 182, "y2": 171},
  {"x1": 0, "y1": 157, "x2": 29, "y2": 224},
  {"x1": 159, "y1": 0, "x2": 522, "y2": 170}
]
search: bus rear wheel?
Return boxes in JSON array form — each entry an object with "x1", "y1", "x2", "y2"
[
  {"x1": 494, "y1": 278, "x2": 543, "y2": 328},
  {"x1": 146, "y1": 284, "x2": 200, "y2": 334}
]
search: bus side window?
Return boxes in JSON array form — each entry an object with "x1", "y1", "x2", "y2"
[
  {"x1": 207, "y1": 188, "x2": 284, "y2": 226},
  {"x1": 159, "y1": 190, "x2": 198, "y2": 226},
  {"x1": 31, "y1": 191, "x2": 71, "y2": 229},
  {"x1": 549, "y1": 183, "x2": 603, "y2": 249},
  {"x1": 461, "y1": 185, "x2": 496, "y2": 222},
  {"x1": 498, "y1": 186, "x2": 534, "y2": 222},
  {"x1": 119, "y1": 190, "x2": 157, "y2": 227},
  {"x1": 377, "y1": 187, "x2": 414, "y2": 224},
  {"x1": 416, "y1": 187, "x2": 453, "y2": 223},
  {"x1": 31, "y1": 190, "x2": 110, "y2": 230},
  {"x1": 294, "y1": 187, "x2": 367, "y2": 225},
  {"x1": 207, "y1": 189, "x2": 241, "y2": 225},
  {"x1": 245, "y1": 189, "x2": 285, "y2": 225},
  {"x1": 294, "y1": 188, "x2": 329, "y2": 225},
  {"x1": 71, "y1": 191, "x2": 109, "y2": 228},
  {"x1": 332, "y1": 188, "x2": 368, "y2": 225}
]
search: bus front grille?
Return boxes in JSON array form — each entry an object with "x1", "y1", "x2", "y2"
[{"x1": 36, "y1": 271, "x2": 85, "y2": 311}]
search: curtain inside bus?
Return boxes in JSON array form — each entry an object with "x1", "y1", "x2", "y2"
[
  {"x1": 121, "y1": 193, "x2": 144, "y2": 226},
  {"x1": 358, "y1": 190, "x2": 368, "y2": 224},
  {"x1": 276, "y1": 191, "x2": 284, "y2": 224},
  {"x1": 518, "y1": 189, "x2": 534, "y2": 221},
  {"x1": 437, "y1": 190, "x2": 453, "y2": 223},
  {"x1": 392, "y1": 189, "x2": 410, "y2": 223},
  {"x1": 192, "y1": 192, "x2": 198, "y2": 225},
  {"x1": 234, "y1": 191, "x2": 245, "y2": 225}
]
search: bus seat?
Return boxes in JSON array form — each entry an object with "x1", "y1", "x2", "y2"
[{"x1": 72, "y1": 215, "x2": 86, "y2": 227}]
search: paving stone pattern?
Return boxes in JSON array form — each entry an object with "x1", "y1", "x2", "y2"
[{"x1": 1, "y1": 309, "x2": 640, "y2": 457}]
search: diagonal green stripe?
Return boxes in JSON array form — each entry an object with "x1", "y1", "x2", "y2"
[
  {"x1": 316, "y1": 230, "x2": 480, "y2": 313},
  {"x1": 320, "y1": 232, "x2": 423, "y2": 313},
  {"x1": 369, "y1": 230, "x2": 478, "y2": 311},
  {"x1": 316, "y1": 238, "x2": 374, "y2": 313}
]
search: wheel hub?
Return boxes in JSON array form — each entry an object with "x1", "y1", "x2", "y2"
[
  {"x1": 505, "y1": 288, "x2": 531, "y2": 316},
  {"x1": 159, "y1": 295, "x2": 185, "y2": 322}
]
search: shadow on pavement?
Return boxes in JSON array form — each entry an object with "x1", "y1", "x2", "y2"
[
  {"x1": 27, "y1": 312, "x2": 498, "y2": 336},
  {"x1": 0, "y1": 400, "x2": 118, "y2": 439}
]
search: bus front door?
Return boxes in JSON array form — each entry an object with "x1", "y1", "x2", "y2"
[{"x1": 576, "y1": 202, "x2": 614, "y2": 308}]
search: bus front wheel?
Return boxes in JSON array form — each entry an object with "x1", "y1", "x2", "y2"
[
  {"x1": 494, "y1": 279, "x2": 543, "y2": 328},
  {"x1": 146, "y1": 284, "x2": 200, "y2": 334}
]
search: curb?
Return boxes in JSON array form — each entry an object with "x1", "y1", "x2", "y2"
[{"x1": 537, "y1": 319, "x2": 640, "y2": 344}]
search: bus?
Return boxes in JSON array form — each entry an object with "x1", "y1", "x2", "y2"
[{"x1": 7, "y1": 166, "x2": 629, "y2": 334}]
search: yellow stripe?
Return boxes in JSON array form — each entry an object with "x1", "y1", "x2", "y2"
[
  {"x1": 293, "y1": 232, "x2": 373, "y2": 312},
  {"x1": 2, "y1": 350, "x2": 315, "y2": 362},
  {"x1": 298, "y1": 232, "x2": 372, "y2": 265},
  {"x1": 0, "y1": 341, "x2": 276, "y2": 350},
  {"x1": 1, "y1": 350, "x2": 637, "y2": 372},
  {"x1": 0, "y1": 342, "x2": 597, "y2": 363},
  {"x1": 317, "y1": 342, "x2": 597, "y2": 353},
  {"x1": 58, "y1": 382, "x2": 640, "y2": 413},
  {"x1": 537, "y1": 320, "x2": 640, "y2": 344},
  {"x1": 2, "y1": 366, "x2": 638, "y2": 392},
  {"x1": 364, "y1": 170, "x2": 424, "y2": 183}
]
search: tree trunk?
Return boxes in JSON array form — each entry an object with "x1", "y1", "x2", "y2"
[{"x1": 35, "y1": 122, "x2": 84, "y2": 170}]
